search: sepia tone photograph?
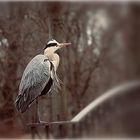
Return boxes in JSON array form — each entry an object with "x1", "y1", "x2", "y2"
[{"x1": 0, "y1": 0, "x2": 140, "y2": 139}]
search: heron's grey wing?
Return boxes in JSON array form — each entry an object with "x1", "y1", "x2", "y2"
[{"x1": 15, "y1": 54, "x2": 51, "y2": 113}]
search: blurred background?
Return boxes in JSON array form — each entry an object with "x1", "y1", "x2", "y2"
[{"x1": 0, "y1": 1, "x2": 140, "y2": 139}]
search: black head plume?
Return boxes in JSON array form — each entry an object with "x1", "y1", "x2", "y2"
[{"x1": 44, "y1": 39, "x2": 59, "y2": 50}]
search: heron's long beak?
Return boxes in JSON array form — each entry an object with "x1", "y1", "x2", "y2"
[{"x1": 58, "y1": 43, "x2": 71, "y2": 48}]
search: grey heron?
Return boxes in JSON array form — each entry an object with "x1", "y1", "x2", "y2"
[{"x1": 15, "y1": 39, "x2": 71, "y2": 122}]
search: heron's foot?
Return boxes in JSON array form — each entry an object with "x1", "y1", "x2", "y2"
[
  {"x1": 39, "y1": 120, "x2": 48, "y2": 124},
  {"x1": 37, "y1": 120, "x2": 47, "y2": 124}
]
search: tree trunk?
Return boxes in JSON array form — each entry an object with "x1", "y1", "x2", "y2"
[
  {"x1": 0, "y1": 42, "x2": 18, "y2": 124},
  {"x1": 47, "y1": 3, "x2": 68, "y2": 123},
  {"x1": 124, "y1": 4, "x2": 140, "y2": 79}
]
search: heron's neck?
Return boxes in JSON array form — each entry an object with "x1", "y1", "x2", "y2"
[{"x1": 44, "y1": 51, "x2": 60, "y2": 71}]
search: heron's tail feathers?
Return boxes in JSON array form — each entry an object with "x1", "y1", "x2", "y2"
[
  {"x1": 15, "y1": 90, "x2": 38, "y2": 113},
  {"x1": 15, "y1": 94, "x2": 29, "y2": 113}
]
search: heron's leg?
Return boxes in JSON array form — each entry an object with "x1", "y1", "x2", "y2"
[
  {"x1": 35, "y1": 98, "x2": 47, "y2": 124},
  {"x1": 35, "y1": 98, "x2": 40, "y2": 123}
]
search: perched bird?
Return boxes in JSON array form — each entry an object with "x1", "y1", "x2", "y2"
[{"x1": 15, "y1": 39, "x2": 71, "y2": 122}]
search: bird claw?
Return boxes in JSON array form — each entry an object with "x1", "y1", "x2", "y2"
[{"x1": 37, "y1": 120, "x2": 47, "y2": 124}]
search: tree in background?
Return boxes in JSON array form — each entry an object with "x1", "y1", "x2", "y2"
[{"x1": 0, "y1": 2, "x2": 139, "y2": 138}]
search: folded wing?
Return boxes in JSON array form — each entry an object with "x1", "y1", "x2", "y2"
[{"x1": 15, "y1": 54, "x2": 52, "y2": 113}]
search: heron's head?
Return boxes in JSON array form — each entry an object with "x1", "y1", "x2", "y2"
[{"x1": 44, "y1": 39, "x2": 71, "y2": 53}]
